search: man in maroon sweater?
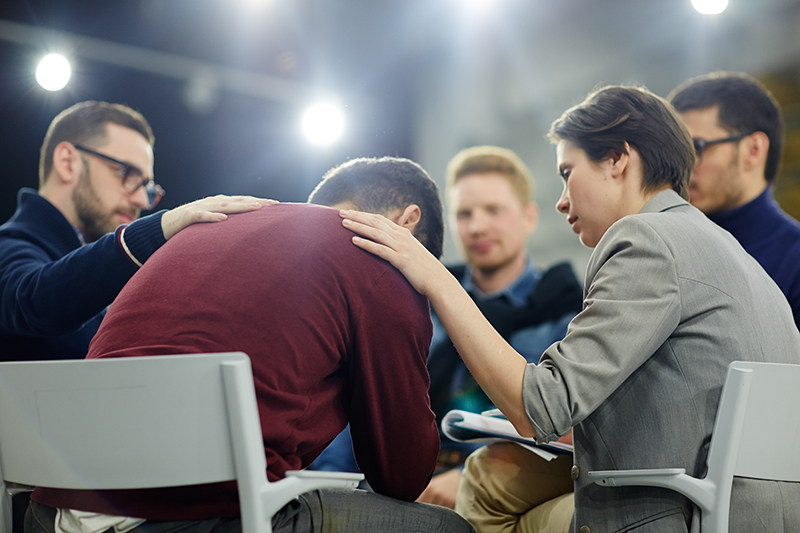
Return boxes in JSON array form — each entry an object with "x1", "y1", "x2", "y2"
[{"x1": 28, "y1": 158, "x2": 474, "y2": 533}]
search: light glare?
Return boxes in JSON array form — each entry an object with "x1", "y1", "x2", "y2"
[
  {"x1": 691, "y1": 0, "x2": 728, "y2": 15},
  {"x1": 302, "y1": 103, "x2": 344, "y2": 145},
  {"x1": 460, "y1": 0, "x2": 498, "y2": 16},
  {"x1": 464, "y1": 0, "x2": 495, "y2": 9},
  {"x1": 36, "y1": 54, "x2": 71, "y2": 91}
]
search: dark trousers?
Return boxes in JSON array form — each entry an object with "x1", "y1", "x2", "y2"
[{"x1": 26, "y1": 489, "x2": 474, "y2": 533}]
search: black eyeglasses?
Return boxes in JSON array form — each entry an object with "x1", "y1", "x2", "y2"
[
  {"x1": 73, "y1": 144, "x2": 165, "y2": 210},
  {"x1": 692, "y1": 132, "x2": 752, "y2": 161}
]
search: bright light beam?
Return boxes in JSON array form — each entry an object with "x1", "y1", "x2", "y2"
[
  {"x1": 36, "y1": 53, "x2": 71, "y2": 91},
  {"x1": 463, "y1": 0, "x2": 496, "y2": 10},
  {"x1": 302, "y1": 103, "x2": 345, "y2": 145},
  {"x1": 691, "y1": 0, "x2": 728, "y2": 15},
  {"x1": 459, "y1": 0, "x2": 500, "y2": 17}
]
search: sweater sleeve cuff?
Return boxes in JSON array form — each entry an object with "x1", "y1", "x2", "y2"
[{"x1": 117, "y1": 210, "x2": 167, "y2": 267}]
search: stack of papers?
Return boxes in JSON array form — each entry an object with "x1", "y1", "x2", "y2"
[{"x1": 441, "y1": 408, "x2": 573, "y2": 461}]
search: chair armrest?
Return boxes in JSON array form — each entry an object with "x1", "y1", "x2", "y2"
[
  {"x1": 588, "y1": 468, "x2": 685, "y2": 487},
  {"x1": 286, "y1": 470, "x2": 364, "y2": 485},
  {"x1": 261, "y1": 470, "x2": 365, "y2": 520},
  {"x1": 588, "y1": 468, "x2": 715, "y2": 512}
]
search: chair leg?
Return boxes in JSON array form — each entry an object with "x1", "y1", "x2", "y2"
[{"x1": 11, "y1": 493, "x2": 30, "y2": 533}]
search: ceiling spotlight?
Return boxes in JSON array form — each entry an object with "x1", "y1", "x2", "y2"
[
  {"x1": 691, "y1": 0, "x2": 728, "y2": 15},
  {"x1": 36, "y1": 53, "x2": 72, "y2": 91},
  {"x1": 302, "y1": 103, "x2": 345, "y2": 145}
]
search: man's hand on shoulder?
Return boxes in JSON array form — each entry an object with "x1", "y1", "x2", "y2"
[
  {"x1": 415, "y1": 468, "x2": 462, "y2": 509},
  {"x1": 161, "y1": 195, "x2": 278, "y2": 240}
]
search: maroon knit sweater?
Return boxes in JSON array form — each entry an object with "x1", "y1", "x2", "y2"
[{"x1": 33, "y1": 203, "x2": 438, "y2": 520}]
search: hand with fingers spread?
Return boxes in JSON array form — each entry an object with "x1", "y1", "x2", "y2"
[
  {"x1": 161, "y1": 195, "x2": 278, "y2": 241},
  {"x1": 339, "y1": 209, "x2": 450, "y2": 298}
]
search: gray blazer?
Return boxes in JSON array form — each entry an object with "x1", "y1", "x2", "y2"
[{"x1": 523, "y1": 190, "x2": 800, "y2": 532}]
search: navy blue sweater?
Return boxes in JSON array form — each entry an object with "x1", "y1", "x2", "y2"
[
  {"x1": 0, "y1": 189, "x2": 166, "y2": 361},
  {"x1": 709, "y1": 187, "x2": 800, "y2": 329}
]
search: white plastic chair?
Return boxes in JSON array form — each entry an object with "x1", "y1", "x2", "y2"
[
  {"x1": 588, "y1": 361, "x2": 800, "y2": 533},
  {"x1": 0, "y1": 352, "x2": 363, "y2": 533}
]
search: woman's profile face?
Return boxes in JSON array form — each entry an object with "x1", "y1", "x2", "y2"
[{"x1": 555, "y1": 140, "x2": 626, "y2": 248}]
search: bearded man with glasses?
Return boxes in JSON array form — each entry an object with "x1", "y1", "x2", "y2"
[
  {"x1": 670, "y1": 72, "x2": 800, "y2": 329},
  {"x1": 0, "y1": 100, "x2": 272, "y2": 363}
]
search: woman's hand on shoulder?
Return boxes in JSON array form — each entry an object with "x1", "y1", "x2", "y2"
[{"x1": 339, "y1": 209, "x2": 446, "y2": 297}]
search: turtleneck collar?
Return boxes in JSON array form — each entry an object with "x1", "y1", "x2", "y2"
[{"x1": 707, "y1": 187, "x2": 783, "y2": 248}]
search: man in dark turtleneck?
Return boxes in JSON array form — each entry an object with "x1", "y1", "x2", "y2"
[{"x1": 670, "y1": 72, "x2": 800, "y2": 329}]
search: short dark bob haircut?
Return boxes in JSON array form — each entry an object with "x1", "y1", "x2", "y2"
[{"x1": 549, "y1": 85, "x2": 695, "y2": 200}]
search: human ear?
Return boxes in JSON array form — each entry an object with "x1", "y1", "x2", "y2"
[
  {"x1": 524, "y1": 201, "x2": 539, "y2": 233},
  {"x1": 50, "y1": 142, "x2": 82, "y2": 186},
  {"x1": 741, "y1": 131, "x2": 769, "y2": 173},
  {"x1": 394, "y1": 204, "x2": 422, "y2": 234},
  {"x1": 609, "y1": 144, "x2": 632, "y2": 179}
]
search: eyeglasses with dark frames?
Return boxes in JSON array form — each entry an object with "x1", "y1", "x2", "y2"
[
  {"x1": 73, "y1": 144, "x2": 165, "y2": 210},
  {"x1": 692, "y1": 132, "x2": 752, "y2": 162}
]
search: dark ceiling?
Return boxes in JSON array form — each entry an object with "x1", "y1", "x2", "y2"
[
  {"x1": 0, "y1": 0, "x2": 440, "y2": 220},
  {"x1": 2, "y1": 0, "x2": 799, "y2": 228}
]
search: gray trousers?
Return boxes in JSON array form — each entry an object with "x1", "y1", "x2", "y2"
[{"x1": 26, "y1": 489, "x2": 474, "y2": 533}]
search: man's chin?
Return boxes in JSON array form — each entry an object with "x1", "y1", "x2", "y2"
[
  {"x1": 468, "y1": 258, "x2": 509, "y2": 274},
  {"x1": 688, "y1": 193, "x2": 708, "y2": 213},
  {"x1": 689, "y1": 197, "x2": 717, "y2": 215},
  {"x1": 466, "y1": 255, "x2": 497, "y2": 270},
  {"x1": 114, "y1": 212, "x2": 138, "y2": 226}
]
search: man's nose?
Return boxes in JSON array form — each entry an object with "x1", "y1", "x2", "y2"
[
  {"x1": 468, "y1": 211, "x2": 488, "y2": 234},
  {"x1": 129, "y1": 184, "x2": 150, "y2": 210}
]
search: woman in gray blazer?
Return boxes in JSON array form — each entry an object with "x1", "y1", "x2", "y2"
[{"x1": 340, "y1": 85, "x2": 800, "y2": 532}]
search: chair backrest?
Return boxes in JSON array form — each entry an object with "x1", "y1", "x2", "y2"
[
  {"x1": 705, "y1": 361, "x2": 800, "y2": 484},
  {"x1": 698, "y1": 360, "x2": 800, "y2": 533},
  {"x1": 726, "y1": 361, "x2": 800, "y2": 482},
  {"x1": 0, "y1": 352, "x2": 268, "y2": 532},
  {"x1": 588, "y1": 361, "x2": 800, "y2": 533}
]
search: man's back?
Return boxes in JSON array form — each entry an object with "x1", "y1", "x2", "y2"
[{"x1": 33, "y1": 203, "x2": 439, "y2": 520}]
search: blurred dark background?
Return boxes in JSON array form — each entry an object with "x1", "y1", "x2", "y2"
[
  {"x1": 1, "y1": 0, "x2": 799, "y2": 270},
  {"x1": 0, "y1": 1, "x2": 426, "y2": 211}
]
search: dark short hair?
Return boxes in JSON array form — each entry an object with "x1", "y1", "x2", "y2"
[
  {"x1": 39, "y1": 101, "x2": 155, "y2": 186},
  {"x1": 668, "y1": 72, "x2": 784, "y2": 182},
  {"x1": 445, "y1": 146, "x2": 534, "y2": 206},
  {"x1": 308, "y1": 157, "x2": 444, "y2": 258},
  {"x1": 548, "y1": 85, "x2": 695, "y2": 200}
]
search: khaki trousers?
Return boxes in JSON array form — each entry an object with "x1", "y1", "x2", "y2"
[{"x1": 455, "y1": 443, "x2": 575, "y2": 533}]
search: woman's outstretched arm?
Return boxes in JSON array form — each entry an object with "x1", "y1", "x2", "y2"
[{"x1": 340, "y1": 209, "x2": 536, "y2": 437}]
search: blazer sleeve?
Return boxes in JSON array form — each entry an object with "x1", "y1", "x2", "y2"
[
  {"x1": 523, "y1": 216, "x2": 682, "y2": 443},
  {"x1": 346, "y1": 267, "x2": 439, "y2": 501}
]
